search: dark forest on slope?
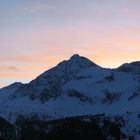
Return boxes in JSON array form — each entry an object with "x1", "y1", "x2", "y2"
[{"x1": 0, "y1": 114, "x2": 134, "y2": 140}]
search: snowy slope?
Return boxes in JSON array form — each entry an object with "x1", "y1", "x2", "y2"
[{"x1": 0, "y1": 54, "x2": 140, "y2": 138}]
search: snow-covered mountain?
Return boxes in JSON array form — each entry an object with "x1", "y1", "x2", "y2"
[{"x1": 0, "y1": 54, "x2": 140, "y2": 139}]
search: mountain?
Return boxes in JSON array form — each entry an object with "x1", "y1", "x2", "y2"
[
  {"x1": 12, "y1": 54, "x2": 98, "y2": 100},
  {"x1": 0, "y1": 54, "x2": 140, "y2": 139}
]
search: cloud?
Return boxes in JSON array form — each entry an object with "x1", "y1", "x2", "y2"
[
  {"x1": 6, "y1": 66, "x2": 20, "y2": 71},
  {"x1": 0, "y1": 66, "x2": 20, "y2": 72},
  {"x1": 24, "y1": 3, "x2": 47, "y2": 14}
]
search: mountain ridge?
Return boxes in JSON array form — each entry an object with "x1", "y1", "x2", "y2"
[{"x1": 1, "y1": 54, "x2": 140, "y2": 90}]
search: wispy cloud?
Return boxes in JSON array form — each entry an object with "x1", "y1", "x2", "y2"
[
  {"x1": 0, "y1": 66, "x2": 20, "y2": 72},
  {"x1": 24, "y1": 3, "x2": 47, "y2": 14}
]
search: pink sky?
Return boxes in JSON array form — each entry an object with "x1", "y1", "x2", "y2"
[{"x1": 0, "y1": 0, "x2": 140, "y2": 87}]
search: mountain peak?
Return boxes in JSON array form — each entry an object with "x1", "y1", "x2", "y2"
[
  {"x1": 118, "y1": 60, "x2": 140, "y2": 75},
  {"x1": 57, "y1": 54, "x2": 98, "y2": 69},
  {"x1": 70, "y1": 54, "x2": 80, "y2": 60}
]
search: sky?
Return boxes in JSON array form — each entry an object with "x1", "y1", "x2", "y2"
[{"x1": 0, "y1": 0, "x2": 140, "y2": 87}]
